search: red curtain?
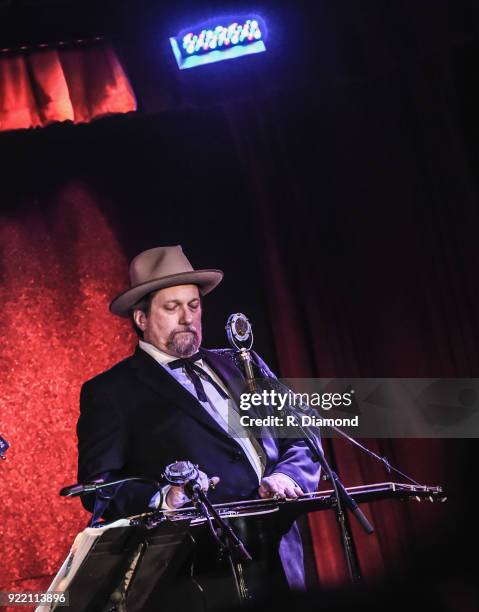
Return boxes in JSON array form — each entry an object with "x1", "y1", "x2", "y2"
[
  {"x1": 0, "y1": 41, "x2": 136, "y2": 132},
  {"x1": 0, "y1": 182, "x2": 135, "y2": 596},
  {"x1": 225, "y1": 97, "x2": 470, "y2": 588},
  {"x1": 249, "y1": 196, "x2": 454, "y2": 585},
  {"x1": 0, "y1": 18, "x2": 475, "y2": 597}
]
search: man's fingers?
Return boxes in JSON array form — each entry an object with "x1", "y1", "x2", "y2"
[
  {"x1": 259, "y1": 483, "x2": 275, "y2": 498},
  {"x1": 259, "y1": 476, "x2": 290, "y2": 499},
  {"x1": 209, "y1": 476, "x2": 220, "y2": 489},
  {"x1": 166, "y1": 486, "x2": 189, "y2": 509},
  {"x1": 258, "y1": 475, "x2": 304, "y2": 500},
  {"x1": 198, "y1": 471, "x2": 209, "y2": 491},
  {"x1": 260, "y1": 477, "x2": 276, "y2": 494},
  {"x1": 282, "y1": 485, "x2": 304, "y2": 499},
  {"x1": 259, "y1": 482, "x2": 286, "y2": 499},
  {"x1": 197, "y1": 471, "x2": 220, "y2": 491}
]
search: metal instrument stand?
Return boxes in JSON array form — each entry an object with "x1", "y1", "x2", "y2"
[{"x1": 185, "y1": 480, "x2": 252, "y2": 606}]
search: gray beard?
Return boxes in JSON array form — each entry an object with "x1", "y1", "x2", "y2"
[{"x1": 166, "y1": 330, "x2": 200, "y2": 357}]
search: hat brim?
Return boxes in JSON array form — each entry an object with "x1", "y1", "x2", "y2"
[{"x1": 109, "y1": 269, "x2": 223, "y2": 317}]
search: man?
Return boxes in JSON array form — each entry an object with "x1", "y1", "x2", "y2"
[{"x1": 77, "y1": 245, "x2": 320, "y2": 602}]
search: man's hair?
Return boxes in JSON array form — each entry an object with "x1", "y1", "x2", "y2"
[{"x1": 130, "y1": 291, "x2": 157, "y2": 339}]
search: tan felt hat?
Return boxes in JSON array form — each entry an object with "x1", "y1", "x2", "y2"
[{"x1": 109, "y1": 245, "x2": 223, "y2": 317}]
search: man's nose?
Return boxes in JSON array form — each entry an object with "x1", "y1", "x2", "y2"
[{"x1": 179, "y1": 307, "x2": 193, "y2": 324}]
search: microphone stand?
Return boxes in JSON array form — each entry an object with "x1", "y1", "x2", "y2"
[
  {"x1": 227, "y1": 314, "x2": 425, "y2": 584},
  {"x1": 254, "y1": 372, "x2": 427, "y2": 582},
  {"x1": 60, "y1": 476, "x2": 161, "y2": 497},
  {"x1": 277, "y1": 403, "x2": 367, "y2": 583},
  {"x1": 327, "y1": 425, "x2": 422, "y2": 486},
  {"x1": 224, "y1": 317, "x2": 367, "y2": 581},
  {"x1": 161, "y1": 459, "x2": 252, "y2": 606},
  {"x1": 63, "y1": 471, "x2": 252, "y2": 603},
  {"x1": 237, "y1": 348, "x2": 257, "y2": 395},
  {"x1": 183, "y1": 479, "x2": 252, "y2": 606},
  {"x1": 234, "y1": 343, "x2": 372, "y2": 583},
  {"x1": 60, "y1": 477, "x2": 161, "y2": 527}
]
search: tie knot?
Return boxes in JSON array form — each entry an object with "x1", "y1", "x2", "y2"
[{"x1": 168, "y1": 353, "x2": 202, "y2": 370}]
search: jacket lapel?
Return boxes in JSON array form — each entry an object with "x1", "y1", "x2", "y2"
[
  {"x1": 129, "y1": 347, "x2": 234, "y2": 442},
  {"x1": 199, "y1": 348, "x2": 246, "y2": 406},
  {"x1": 201, "y1": 348, "x2": 268, "y2": 463}
]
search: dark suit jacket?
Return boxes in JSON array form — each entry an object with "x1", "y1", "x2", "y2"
[{"x1": 77, "y1": 346, "x2": 321, "y2": 588}]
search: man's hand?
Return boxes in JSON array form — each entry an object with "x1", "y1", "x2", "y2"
[
  {"x1": 258, "y1": 473, "x2": 304, "y2": 500},
  {"x1": 165, "y1": 470, "x2": 220, "y2": 509}
]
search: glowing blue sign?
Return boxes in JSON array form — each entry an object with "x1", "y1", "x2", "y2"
[{"x1": 170, "y1": 16, "x2": 267, "y2": 70}]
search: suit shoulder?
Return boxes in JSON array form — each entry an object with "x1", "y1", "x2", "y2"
[
  {"x1": 203, "y1": 347, "x2": 241, "y2": 367},
  {"x1": 204, "y1": 347, "x2": 276, "y2": 377},
  {"x1": 81, "y1": 355, "x2": 133, "y2": 394},
  {"x1": 206, "y1": 347, "x2": 236, "y2": 357},
  {"x1": 203, "y1": 347, "x2": 242, "y2": 359}
]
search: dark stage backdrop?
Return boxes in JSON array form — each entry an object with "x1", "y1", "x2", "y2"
[{"x1": 1, "y1": 0, "x2": 478, "y2": 605}]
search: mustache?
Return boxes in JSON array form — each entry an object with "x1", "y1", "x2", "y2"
[{"x1": 171, "y1": 327, "x2": 198, "y2": 336}]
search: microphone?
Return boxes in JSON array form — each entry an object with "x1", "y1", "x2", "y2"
[
  {"x1": 164, "y1": 460, "x2": 198, "y2": 485},
  {"x1": 226, "y1": 313, "x2": 253, "y2": 349},
  {"x1": 164, "y1": 461, "x2": 251, "y2": 562},
  {"x1": 0, "y1": 435, "x2": 10, "y2": 460},
  {"x1": 225, "y1": 313, "x2": 256, "y2": 392},
  {"x1": 164, "y1": 461, "x2": 203, "y2": 498}
]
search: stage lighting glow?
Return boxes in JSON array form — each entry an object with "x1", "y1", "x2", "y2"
[{"x1": 170, "y1": 16, "x2": 266, "y2": 70}]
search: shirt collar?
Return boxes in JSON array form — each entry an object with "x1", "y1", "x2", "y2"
[{"x1": 139, "y1": 340, "x2": 204, "y2": 368}]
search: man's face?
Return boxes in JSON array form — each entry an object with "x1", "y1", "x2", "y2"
[{"x1": 134, "y1": 284, "x2": 202, "y2": 357}]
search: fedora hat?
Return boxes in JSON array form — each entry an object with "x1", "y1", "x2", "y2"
[{"x1": 110, "y1": 245, "x2": 223, "y2": 317}]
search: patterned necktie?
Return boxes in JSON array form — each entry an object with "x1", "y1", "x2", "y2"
[{"x1": 169, "y1": 354, "x2": 229, "y2": 402}]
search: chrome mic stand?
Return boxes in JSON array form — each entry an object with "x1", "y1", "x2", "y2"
[
  {"x1": 164, "y1": 461, "x2": 252, "y2": 606},
  {"x1": 225, "y1": 313, "x2": 371, "y2": 584}
]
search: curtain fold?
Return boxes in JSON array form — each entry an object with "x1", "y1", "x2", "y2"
[
  {"x1": 0, "y1": 41, "x2": 136, "y2": 132},
  {"x1": 224, "y1": 50, "x2": 476, "y2": 582}
]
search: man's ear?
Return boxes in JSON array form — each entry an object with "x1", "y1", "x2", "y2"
[{"x1": 133, "y1": 309, "x2": 147, "y2": 331}]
